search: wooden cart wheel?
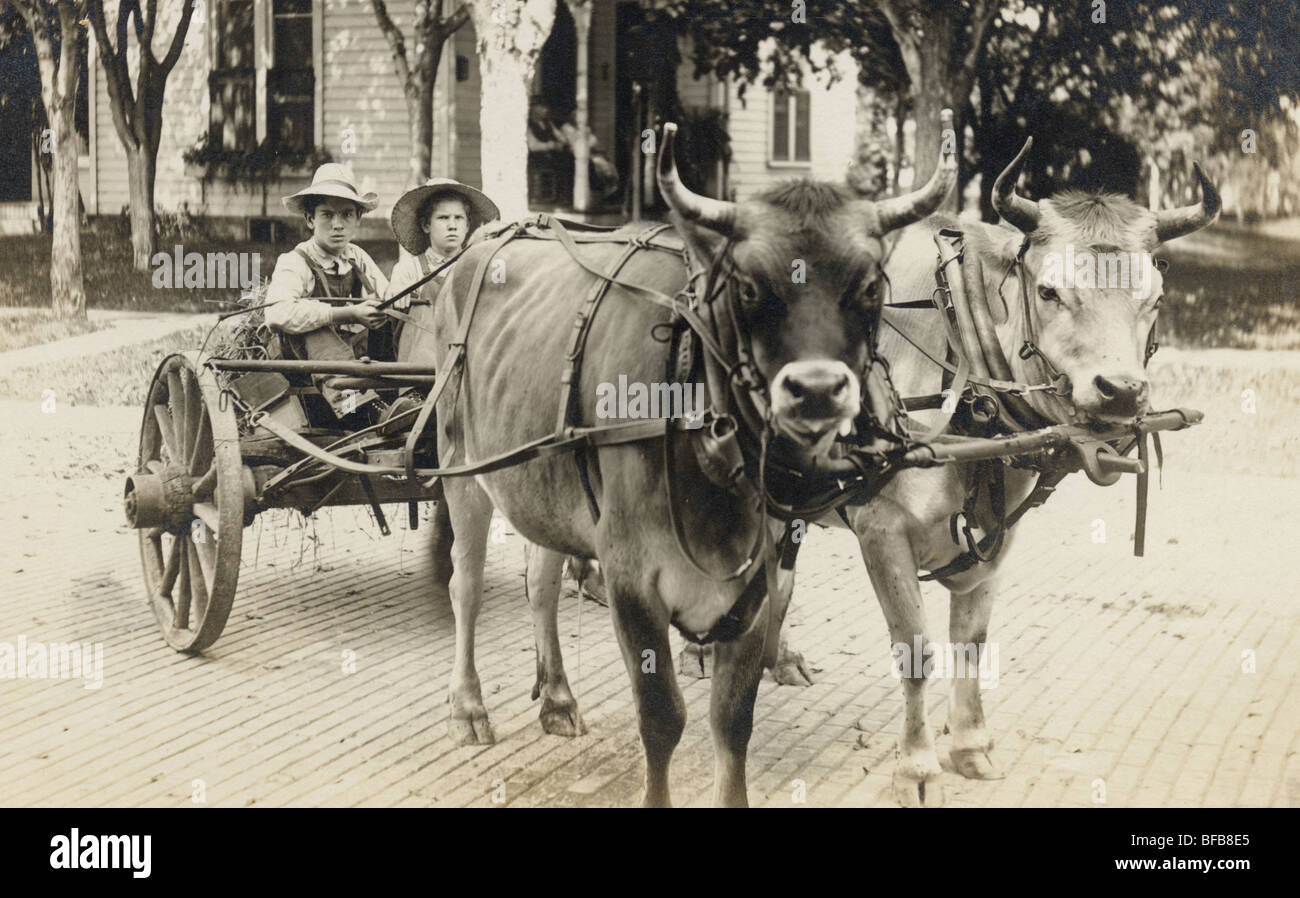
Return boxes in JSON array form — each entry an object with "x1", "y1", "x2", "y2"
[{"x1": 128, "y1": 353, "x2": 247, "y2": 652}]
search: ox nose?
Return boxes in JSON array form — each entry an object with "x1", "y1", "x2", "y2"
[
  {"x1": 1093, "y1": 374, "x2": 1148, "y2": 417},
  {"x1": 775, "y1": 364, "x2": 852, "y2": 419}
]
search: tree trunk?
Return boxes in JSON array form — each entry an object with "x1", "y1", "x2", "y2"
[
  {"x1": 470, "y1": 0, "x2": 557, "y2": 221},
  {"x1": 406, "y1": 83, "x2": 434, "y2": 187},
  {"x1": 24, "y1": 1, "x2": 86, "y2": 319},
  {"x1": 405, "y1": 39, "x2": 441, "y2": 188},
  {"x1": 909, "y1": 30, "x2": 963, "y2": 212},
  {"x1": 569, "y1": 0, "x2": 591, "y2": 212},
  {"x1": 49, "y1": 97, "x2": 85, "y2": 319},
  {"x1": 127, "y1": 146, "x2": 156, "y2": 270}
]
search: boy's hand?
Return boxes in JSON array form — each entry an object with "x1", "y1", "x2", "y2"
[{"x1": 349, "y1": 299, "x2": 387, "y2": 329}]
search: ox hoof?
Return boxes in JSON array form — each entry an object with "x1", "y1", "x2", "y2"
[
  {"x1": 950, "y1": 747, "x2": 1005, "y2": 780},
  {"x1": 892, "y1": 756, "x2": 945, "y2": 808},
  {"x1": 539, "y1": 697, "x2": 586, "y2": 737},
  {"x1": 678, "y1": 643, "x2": 713, "y2": 679},
  {"x1": 448, "y1": 709, "x2": 495, "y2": 746},
  {"x1": 769, "y1": 646, "x2": 814, "y2": 687}
]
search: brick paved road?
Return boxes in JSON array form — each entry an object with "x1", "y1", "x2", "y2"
[{"x1": 1, "y1": 400, "x2": 1296, "y2": 807}]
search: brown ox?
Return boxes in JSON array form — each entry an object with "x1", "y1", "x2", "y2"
[
  {"x1": 784, "y1": 138, "x2": 1220, "y2": 806},
  {"x1": 421, "y1": 124, "x2": 955, "y2": 806}
]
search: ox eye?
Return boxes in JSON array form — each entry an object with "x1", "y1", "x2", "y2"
[
  {"x1": 1038, "y1": 284, "x2": 1061, "y2": 303},
  {"x1": 1154, "y1": 258, "x2": 1169, "y2": 273},
  {"x1": 738, "y1": 279, "x2": 760, "y2": 304}
]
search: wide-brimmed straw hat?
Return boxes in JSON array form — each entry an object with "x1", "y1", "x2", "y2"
[
  {"x1": 282, "y1": 163, "x2": 379, "y2": 215},
  {"x1": 391, "y1": 178, "x2": 500, "y2": 255}
]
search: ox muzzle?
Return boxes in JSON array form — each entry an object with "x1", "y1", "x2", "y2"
[{"x1": 769, "y1": 360, "x2": 860, "y2": 451}]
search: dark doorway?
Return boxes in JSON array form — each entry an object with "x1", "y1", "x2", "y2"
[
  {"x1": 0, "y1": 30, "x2": 39, "y2": 202},
  {"x1": 535, "y1": 1, "x2": 576, "y2": 118}
]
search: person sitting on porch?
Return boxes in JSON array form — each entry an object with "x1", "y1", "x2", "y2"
[
  {"x1": 527, "y1": 99, "x2": 572, "y2": 205},
  {"x1": 265, "y1": 163, "x2": 397, "y2": 429}
]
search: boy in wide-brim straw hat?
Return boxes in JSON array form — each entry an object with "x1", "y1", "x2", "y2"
[
  {"x1": 387, "y1": 178, "x2": 499, "y2": 303},
  {"x1": 265, "y1": 163, "x2": 392, "y2": 425},
  {"x1": 386, "y1": 178, "x2": 499, "y2": 363}
]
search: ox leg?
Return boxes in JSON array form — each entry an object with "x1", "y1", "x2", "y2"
[
  {"x1": 523, "y1": 543, "x2": 586, "y2": 736},
  {"x1": 709, "y1": 595, "x2": 770, "y2": 807},
  {"x1": 947, "y1": 579, "x2": 1005, "y2": 780},
  {"x1": 762, "y1": 565, "x2": 813, "y2": 686},
  {"x1": 609, "y1": 587, "x2": 685, "y2": 808},
  {"x1": 442, "y1": 478, "x2": 496, "y2": 745},
  {"x1": 852, "y1": 502, "x2": 945, "y2": 807},
  {"x1": 429, "y1": 491, "x2": 454, "y2": 604}
]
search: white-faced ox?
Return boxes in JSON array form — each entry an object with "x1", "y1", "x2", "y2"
[
  {"x1": 421, "y1": 124, "x2": 955, "y2": 807},
  {"x1": 775, "y1": 137, "x2": 1220, "y2": 806}
]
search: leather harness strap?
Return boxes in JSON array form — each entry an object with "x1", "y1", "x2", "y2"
[{"x1": 552, "y1": 220, "x2": 677, "y2": 524}]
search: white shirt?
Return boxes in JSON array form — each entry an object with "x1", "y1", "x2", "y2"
[
  {"x1": 385, "y1": 247, "x2": 451, "y2": 309},
  {"x1": 265, "y1": 239, "x2": 390, "y2": 334}
]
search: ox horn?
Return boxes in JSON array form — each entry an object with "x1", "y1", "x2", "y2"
[
  {"x1": 657, "y1": 122, "x2": 739, "y2": 235},
  {"x1": 876, "y1": 108, "x2": 958, "y2": 233},
  {"x1": 1154, "y1": 163, "x2": 1221, "y2": 243},
  {"x1": 992, "y1": 136, "x2": 1041, "y2": 233}
]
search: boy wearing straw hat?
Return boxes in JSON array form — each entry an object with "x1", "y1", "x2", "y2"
[
  {"x1": 387, "y1": 178, "x2": 499, "y2": 312},
  {"x1": 386, "y1": 179, "x2": 499, "y2": 395},
  {"x1": 266, "y1": 163, "x2": 392, "y2": 426}
]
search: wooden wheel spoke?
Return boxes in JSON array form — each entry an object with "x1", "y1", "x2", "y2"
[
  {"x1": 181, "y1": 369, "x2": 201, "y2": 460},
  {"x1": 174, "y1": 541, "x2": 192, "y2": 630},
  {"x1": 167, "y1": 370, "x2": 188, "y2": 459},
  {"x1": 192, "y1": 528, "x2": 216, "y2": 585},
  {"x1": 192, "y1": 463, "x2": 217, "y2": 499},
  {"x1": 145, "y1": 531, "x2": 165, "y2": 570},
  {"x1": 188, "y1": 409, "x2": 212, "y2": 475},
  {"x1": 187, "y1": 540, "x2": 209, "y2": 626},
  {"x1": 153, "y1": 404, "x2": 179, "y2": 462},
  {"x1": 193, "y1": 502, "x2": 221, "y2": 539},
  {"x1": 159, "y1": 537, "x2": 182, "y2": 598}
]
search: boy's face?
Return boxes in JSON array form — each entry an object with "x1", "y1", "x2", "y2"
[
  {"x1": 306, "y1": 196, "x2": 362, "y2": 254},
  {"x1": 422, "y1": 197, "x2": 470, "y2": 257}
]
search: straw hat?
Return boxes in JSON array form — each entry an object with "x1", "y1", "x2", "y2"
[
  {"x1": 391, "y1": 178, "x2": 500, "y2": 255},
  {"x1": 282, "y1": 163, "x2": 379, "y2": 215}
]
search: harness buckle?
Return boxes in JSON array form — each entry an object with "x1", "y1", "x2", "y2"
[{"x1": 1018, "y1": 340, "x2": 1038, "y2": 361}]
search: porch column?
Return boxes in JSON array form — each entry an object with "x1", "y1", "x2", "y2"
[{"x1": 567, "y1": 0, "x2": 592, "y2": 212}]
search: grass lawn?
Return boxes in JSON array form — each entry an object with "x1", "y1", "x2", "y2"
[
  {"x1": 1158, "y1": 220, "x2": 1300, "y2": 350},
  {"x1": 0, "y1": 221, "x2": 399, "y2": 316},
  {"x1": 0, "y1": 324, "x2": 210, "y2": 407},
  {"x1": 0, "y1": 310, "x2": 107, "y2": 353}
]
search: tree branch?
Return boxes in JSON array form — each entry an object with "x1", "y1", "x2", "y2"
[
  {"x1": 370, "y1": 0, "x2": 411, "y2": 86},
  {"x1": 142, "y1": 0, "x2": 159, "y2": 65},
  {"x1": 88, "y1": 0, "x2": 139, "y2": 149},
  {"x1": 958, "y1": 0, "x2": 999, "y2": 84},
  {"x1": 877, "y1": 0, "x2": 923, "y2": 89},
  {"x1": 158, "y1": 0, "x2": 194, "y2": 74},
  {"x1": 445, "y1": 2, "x2": 469, "y2": 34}
]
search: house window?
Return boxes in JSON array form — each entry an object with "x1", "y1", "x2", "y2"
[
  {"x1": 210, "y1": 0, "x2": 256, "y2": 151},
  {"x1": 208, "y1": 0, "x2": 316, "y2": 153},
  {"x1": 771, "y1": 89, "x2": 810, "y2": 164},
  {"x1": 268, "y1": 0, "x2": 314, "y2": 152}
]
